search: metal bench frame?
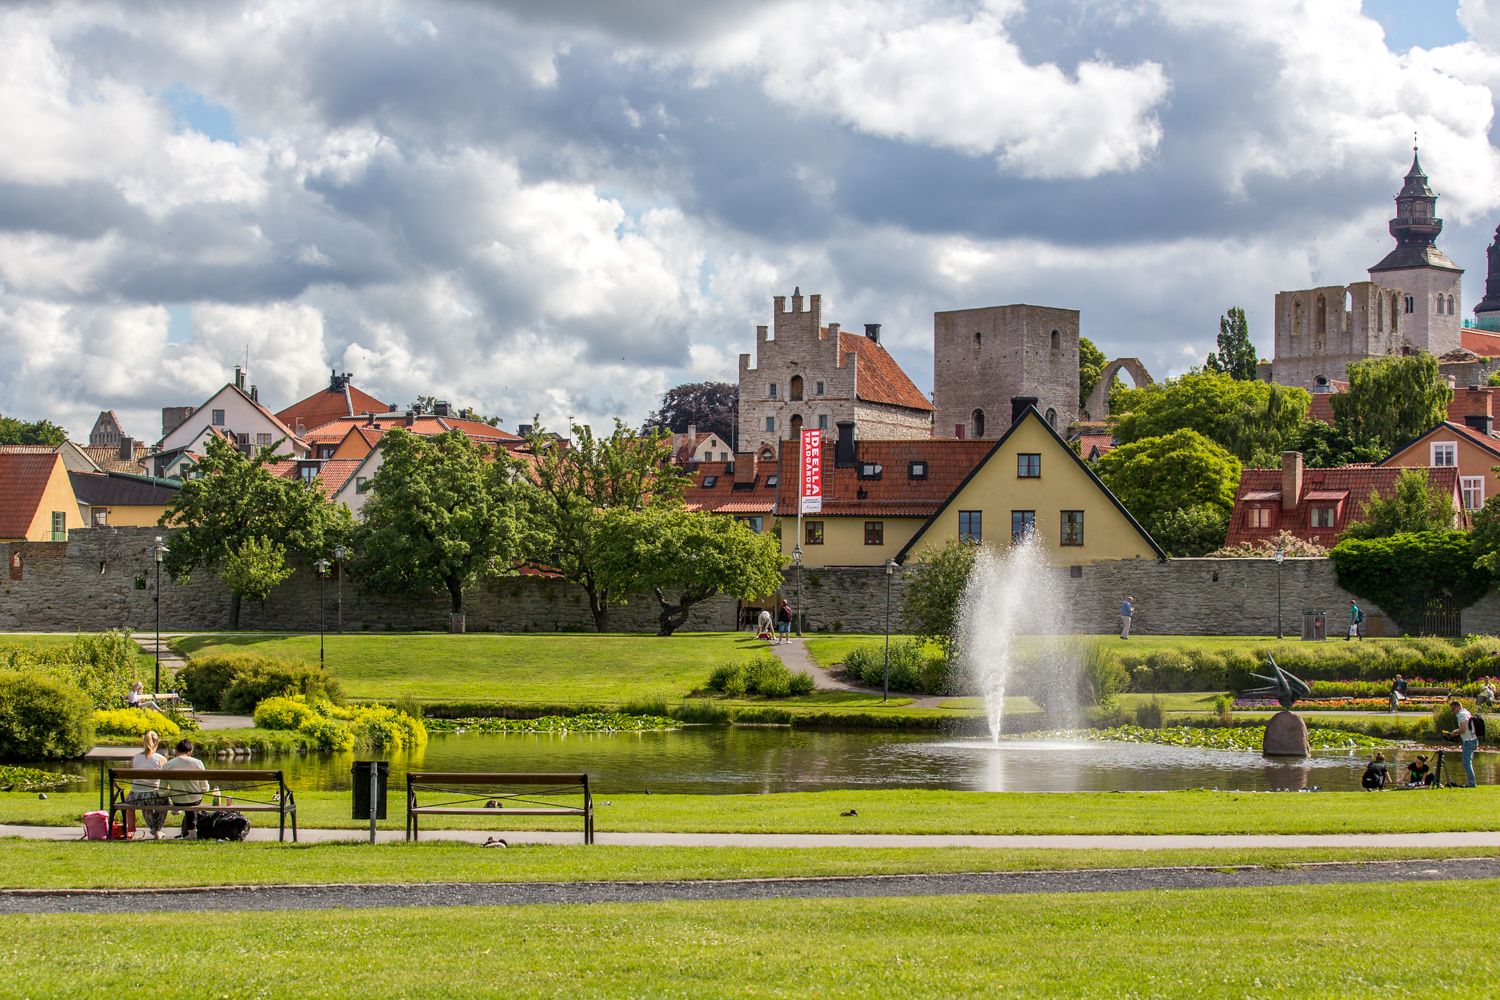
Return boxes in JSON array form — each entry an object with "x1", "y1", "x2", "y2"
[
  {"x1": 406, "y1": 772, "x2": 592, "y2": 844},
  {"x1": 108, "y1": 768, "x2": 298, "y2": 842}
]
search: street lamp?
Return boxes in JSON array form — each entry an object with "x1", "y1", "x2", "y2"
[
  {"x1": 883, "y1": 559, "x2": 898, "y2": 703},
  {"x1": 151, "y1": 536, "x2": 169, "y2": 695},
  {"x1": 792, "y1": 544, "x2": 803, "y2": 639},
  {"x1": 314, "y1": 557, "x2": 331, "y2": 666},
  {"x1": 1274, "y1": 547, "x2": 1285, "y2": 640},
  {"x1": 333, "y1": 545, "x2": 345, "y2": 634}
]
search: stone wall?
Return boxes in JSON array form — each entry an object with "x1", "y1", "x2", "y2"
[{"x1": 1, "y1": 527, "x2": 736, "y2": 633}]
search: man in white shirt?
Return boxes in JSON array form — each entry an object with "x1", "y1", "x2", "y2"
[
  {"x1": 162, "y1": 739, "x2": 210, "y2": 838},
  {"x1": 1446, "y1": 700, "x2": 1479, "y2": 788}
]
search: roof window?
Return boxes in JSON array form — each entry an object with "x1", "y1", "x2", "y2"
[
  {"x1": 909, "y1": 461, "x2": 927, "y2": 480},
  {"x1": 765, "y1": 475, "x2": 778, "y2": 488},
  {"x1": 858, "y1": 462, "x2": 883, "y2": 480},
  {"x1": 701, "y1": 475, "x2": 717, "y2": 488}
]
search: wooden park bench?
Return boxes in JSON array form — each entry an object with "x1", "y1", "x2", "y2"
[
  {"x1": 406, "y1": 772, "x2": 593, "y2": 844},
  {"x1": 108, "y1": 768, "x2": 298, "y2": 842}
]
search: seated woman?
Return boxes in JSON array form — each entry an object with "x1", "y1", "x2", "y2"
[
  {"x1": 124, "y1": 731, "x2": 169, "y2": 839},
  {"x1": 1405, "y1": 755, "x2": 1434, "y2": 786},
  {"x1": 126, "y1": 681, "x2": 164, "y2": 714},
  {"x1": 1361, "y1": 751, "x2": 1390, "y2": 791}
]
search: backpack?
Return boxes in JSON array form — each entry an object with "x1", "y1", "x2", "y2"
[
  {"x1": 1472, "y1": 714, "x2": 1488, "y2": 741},
  {"x1": 1353, "y1": 607, "x2": 1364, "y2": 624},
  {"x1": 195, "y1": 810, "x2": 251, "y2": 841}
]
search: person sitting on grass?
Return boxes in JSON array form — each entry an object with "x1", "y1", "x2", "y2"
[
  {"x1": 1405, "y1": 754, "x2": 1433, "y2": 787},
  {"x1": 126, "y1": 681, "x2": 164, "y2": 714},
  {"x1": 162, "y1": 739, "x2": 210, "y2": 839},
  {"x1": 1361, "y1": 752, "x2": 1390, "y2": 790}
]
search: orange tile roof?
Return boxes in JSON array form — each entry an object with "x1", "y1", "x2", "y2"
[
  {"x1": 1306, "y1": 381, "x2": 1348, "y2": 427},
  {"x1": 0, "y1": 453, "x2": 62, "y2": 538},
  {"x1": 774, "y1": 439, "x2": 992, "y2": 518},
  {"x1": 1224, "y1": 463, "x2": 1460, "y2": 549},
  {"x1": 304, "y1": 414, "x2": 522, "y2": 445},
  {"x1": 1462, "y1": 328, "x2": 1500, "y2": 357},
  {"x1": 682, "y1": 461, "x2": 778, "y2": 514},
  {"x1": 276, "y1": 382, "x2": 396, "y2": 435},
  {"x1": 836, "y1": 331, "x2": 932, "y2": 412}
]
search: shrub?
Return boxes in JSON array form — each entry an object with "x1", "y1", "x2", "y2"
[
  {"x1": 298, "y1": 715, "x2": 355, "y2": 751},
  {"x1": 92, "y1": 708, "x2": 180, "y2": 739},
  {"x1": 0, "y1": 630, "x2": 141, "y2": 709},
  {"x1": 1078, "y1": 640, "x2": 1128, "y2": 706},
  {"x1": 848, "y1": 639, "x2": 930, "y2": 693},
  {"x1": 1130, "y1": 665, "x2": 1155, "y2": 693},
  {"x1": 1135, "y1": 696, "x2": 1164, "y2": 729},
  {"x1": 221, "y1": 660, "x2": 343, "y2": 715},
  {"x1": 673, "y1": 699, "x2": 733, "y2": 723},
  {"x1": 744, "y1": 654, "x2": 792, "y2": 697},
  {"x1": 349, "y1": 706, "x2": 427, "y2": 750},
  {"x1": 0, "y1": 672, "x2": 95, "y2": 760},
  {"x1": 788, "y1": 671, "x2": 815, "y2": 696},
  {"x1": 174, "y1": 654, "x2": 245, "y2": 712},
  {"x1": 253, "y1": 696, "x2": 319, "y2": 731},
  {"x1": 706, "y1": 661, "x2": 747, "y2": 697}
]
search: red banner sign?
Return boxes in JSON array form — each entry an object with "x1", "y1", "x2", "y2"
[{"x1": 800, "y1": 429, "x2": 822, "y2": 514}]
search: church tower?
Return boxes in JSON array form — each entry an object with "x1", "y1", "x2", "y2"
[
  {"x1": 1472, "y1": 222, "x2": 1500, "y2": 330},
  {"x1": 1367, "y1": 150, "x2": 1462, "y2": 356}
]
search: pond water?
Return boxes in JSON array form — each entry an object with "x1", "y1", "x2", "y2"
[{"x1": 45, "y1": 727, "x2": 1500, "y2": 796}]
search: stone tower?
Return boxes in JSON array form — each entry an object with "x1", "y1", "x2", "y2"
[
  {"x1": 1473, "y1": 222, "x2": 1500, "y2": 329},
  {"x1": 1367, "y1": 150, "x2": 1462, "y2": 355},
  {"x1": 932, "y1": 304, "x2": 1079, "y2": 438}
]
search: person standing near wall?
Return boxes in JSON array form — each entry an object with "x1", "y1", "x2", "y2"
[
  {"x1": 1348, "y1": 601, "x2": 1363, "y2": 641},
  {"x1": 1119, "y1": 596, "x2": 1135, "y2": 639}
]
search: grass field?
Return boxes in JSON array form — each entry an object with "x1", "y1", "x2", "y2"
[
  {"x1": 7, "y1": 881, "x2": 1496, "y2": 997},
  {"x1": 10, "y1": 787, "x2": 1500, "y2": 835},
  {"x1": 0, "y1": 839, "x2": 1493, "y2": 890}
]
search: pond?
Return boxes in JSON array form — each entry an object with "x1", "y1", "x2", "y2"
[{"x1": 42, "y1": 727, "x2": 1500, "y2": 796}]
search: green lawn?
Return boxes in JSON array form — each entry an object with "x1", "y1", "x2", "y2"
[
  {"x1": 12, "y1": 787, "x2": 1500, "y2": 835},
  {"x1": 7, "y1": 882, "x2": 1495, "y2": 997},
  {"x1": 0, "y1": 839, "x2": 1493, "y2": 890}
]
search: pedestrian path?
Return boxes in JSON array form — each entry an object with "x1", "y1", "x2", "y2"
[{"x1": 767, "y1": 638, "x2": 950, "y2": 709}]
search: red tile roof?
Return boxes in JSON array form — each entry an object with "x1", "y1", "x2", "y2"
[
  {"x1": 774, "y1": 439, "x2": 992, "y2": 518},
  {"x1": 1224, "y1": 462, "x2": 1461, "y2": 549},
  {"x1": 836, "y1": 331, "x2": 932, "y2": 412},
  {"x1": 276, "y1": 383, "x2": 396, "y2": 435},
  {"x1": 1306, "y1": 381, "x2": 1348, "y2": 427},
  {"x1": 304, "y1": 414, "x2": 522, "y2": 446},
  {"x1": 682, "y1": 461, "x2": 777, "y2": 514},
  {"x1": 1462, "y1": 328, "x2": 1500, "y2": 357},
  {"x1": 263, "y1": 458, "x2": 366, "y2": 500},
  {"x1": 0, "y1": 453, "x2": 63, "y2": 538}
]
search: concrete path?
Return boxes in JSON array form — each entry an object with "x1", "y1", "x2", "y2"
[
  {"x1": 196, "y1": 714, "x2": 255, "y2": 730},
  {"x1": 770, "y1": 638, "x2": 949, "y2": 709},
  {"x1": 3, "y1": 858, "x2": 1496, "y2": 914}
]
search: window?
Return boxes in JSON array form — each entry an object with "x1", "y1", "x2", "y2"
[
  {"x1": 701, "y1": 475, "x2": 717, "y2": 488},
  {"x1": 1376, "y1": 294, "x2": 1384, "y2": 332},
  {"x1": 1249, "y1": 507, "x2": 1272, "y2": 529},
  {"x1": 972, "y1": 409, "x2": 985, "y2": 438},
  {"x1": 316, "y1": 444, "x2": 336, "y2": 458},
  {"x1": 858, "y1": 462, "x2": 883, "y2": 480},
  {"x1": 1045, "y1": 408, "x2": 1057, "y2": 428},
  {"x1": 909, "y1": 461, "x2": 927, "y2": 480},
  {"x1": 93, "y1": 508, "x2": 109, "y2": 526},
  {"x1": 736, "y1": 516, "x2": 764, "y2": 533},
  {"x1": 959, "y1": 511, "x2": 982, "y2": 544},
  {"x1": 790, "y1": 376, "x2": 804, "y2": 401},
  {"x1": 1405, "y1": 295, "x2": 1415, "y2": 314},
  {"x1": 974, "y1": 331, "x2": 982, "y2": 346},
  {"x1": 1391, "y1": 294, "x2": 1400, "y2": 332},
  {"x1": 296, "y1": 464, "x2": 319, "y2": 482},
  {"x1": 237, "y1": 433, "x2": 250, "y2": 446},
  {"x1": 805, "y1": 521, "x2": 824, "y2": 545},
  {"x1": 765, "y1": 475, "x2": 779, "y2": 488},
  {"x1": 50, "y1": 511, "x2": 66, "y2": 542},
  {"x1": 1432, "y1": 442, "x2": 1457, "y2": 467},
  {"x1": 355, "y1": 477, "x2": 370, "y2": 493},
  {"x1": 765, "y1": 417, "x2": 775, "y2": 433},
  {"x1": 1448, "y1": 295, "x2": 1456, "y2": 314},
  {"x1": 1017, "y1": 453, "x2": 1040, "y2": 478},
  {"x1": 790, "y1": 414, "x2": 803, "y2": 437},
  {"x1": 212, "y1": 409, "x2": 225, "y2": 426},
  {"x1": 815, "y1": 381, "x2": 825, "y2": 396},
  {"x1": 1463, "y1": 476, "x2": 1485, "y2": 511},
  {"x1": 1061, "y1": 510, "x2": 1083, "y2": 546},
  {"x1": 258, "y1": 433, "x2": 274, "y2": 446},
  {"x1": 1050, "y1": 329, "x2": 1060, "y2": 350},
  {"x1": 720, "y1": 452, "x2": 728, "y2": 461},
  {"x1": 1310, "y1": 507, "x2": 1336, "y2": 528},
  {"x1": 1316, "y1": 293, "x2": 1327, "y2": 335},
  {"x1": 818, "y1": 414, "x2": 828, "y2": 430},
  {"x1": 864, "y1": 521, "x2": 884, "y2": 545},
  {"x1": 1011, "y1": 510, "x2": 1035, "y2": 542},
  {"x1": 768, "y1": 383, "x2": 777, "y2": 398}
]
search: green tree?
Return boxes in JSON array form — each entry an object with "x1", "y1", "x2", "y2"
[
  {"x1": 160, "y1": 435, "x2": 351, "y2": 628},
  {"x1": 1340, "y1": 468, "x2": 1455, "y2": 540},
  {"x1": 1078, "y1": 337, "x2": 1107, "y2": 411},
  {"x1": 1471, "y1": 494, "x2": 1500, "y2": 573},
  {"x1": 1282, "y1": 419, "x2": 1386, "y2": 468},
  {"x1": 218, "y1": 536, "x2": 293, "y2": 606},
  {"x1": 0, "y1": 413, "x2": 67, "y2": 446},
  {"x1": 1204, "y1": 306, "x2": 1258, "y2": 380},
  {"x1": 1095, "y1": 429, "x2": 1241, "y2": 555},
  {"x1": 1330, "y1": 532, "x2": 1490, "y2": 634},
  {"x1": 354, "y1": 427, "x2": 525, "y2": 617},
  {"x1": 1330, "y1": 351, "x2": 1451, "y2": 452},
  {"x1": 1110, "y1": 370, "x2": 1308, "y2": 463},
  {"x1": 641, "y1": 382, "x2": 739, "y2": 445},
  {"x1": 523, "y1": 419, "x2": 690, "y2": 631},
  {"x1": 901, "y1": 537, "x2": 978, "y2": 663},
  {"x1": 592, "y1": 507, "x2": 785, "y2": 636}
]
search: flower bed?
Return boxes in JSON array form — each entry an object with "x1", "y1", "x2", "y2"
[
  {"x1": 1232, "y1": 697, "x2": 1445, "y2": 712},
  {"x1": 426, "y1": 713, "x2": 679, "y2": 735}
]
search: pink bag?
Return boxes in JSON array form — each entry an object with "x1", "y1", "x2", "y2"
[{"x1": 82, "y1": 811, "x2": 111, "y2": 840}]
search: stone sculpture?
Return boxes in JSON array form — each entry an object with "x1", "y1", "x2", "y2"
[{"x1": 1243, "y1": 657, "x2": 1312, "y2": 757}]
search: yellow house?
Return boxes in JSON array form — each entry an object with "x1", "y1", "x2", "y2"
[
  {"x1": 67, "y1": 471, "x2": 181, "y2": 528},
  {"x1": 0, "y1": 453, "x2": 81, "y2": 542},
  {"x1": 775, "y1": 403, "x2": 1164, "y2": 568}
]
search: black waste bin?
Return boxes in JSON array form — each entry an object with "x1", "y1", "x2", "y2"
[{"x1": 352, "y1": 761, "x2": 389, "y2": 820}]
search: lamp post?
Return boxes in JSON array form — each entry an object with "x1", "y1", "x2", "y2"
[
  {"x1": 151, "y1": 536, "x2": 169, "y2": 695},
  {"x1": 314, "y1": 557, "x2": 330, "y2": 666},
  {"x1": 333, "y1": 544, "x2": 345, "y2": 634},
  {"x1": 792, "y1": 544, "x2": 803, "y2": 639},
  {"x1": 1274, "y1": 547, "x2": 1285, "y2": 640},
  {"x1": 883, "y1": 559, "x2": 898, "y2": 703}
]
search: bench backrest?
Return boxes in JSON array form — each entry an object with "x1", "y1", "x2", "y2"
[
  {"x1": 407, "y1": 772, "x2": 587, "y2": 786},
  {"x1": 110, "y1": 768, "x2": 286, "y2": 783}
]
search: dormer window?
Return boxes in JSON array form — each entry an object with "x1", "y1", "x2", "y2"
[
  {"x1": 909, "y1": 461, "x2": 927, "y2": 480},
  {"x1": 702, "y1": 475, "x2": 717, "y2": 488}
]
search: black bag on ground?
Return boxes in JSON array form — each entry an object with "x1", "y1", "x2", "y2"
[{"x1": 195, "y1": 810, "x2": 251, "y2": 841}]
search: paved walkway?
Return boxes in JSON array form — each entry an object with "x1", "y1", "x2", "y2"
[
  {"x1": 3, "y1": 858, "x2": 1495, "y2": 913},
  {"x1": 769, "y1": 638, "x2": 948, "y2": 709}
]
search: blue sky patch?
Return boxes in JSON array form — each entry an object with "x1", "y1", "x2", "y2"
[
  {"x1": 1362, "y1": 0, "x2": 1466, "y2": 52},
  {"x1": 162, "y1": 83, "x2": 239, "y2": 144}
]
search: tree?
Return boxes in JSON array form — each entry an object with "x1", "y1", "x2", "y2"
[
  {"x1": 641, "y1": 382, "x2": 738, "y2": 446},
  {"x1": 1205, "y1": 306, "x2": 1258, "y2": 381},
  {"x1": 1282, "y1": 419, "x2": 1386, "y2": 468},
  {"x1": 354, "y1": 427, "x2": 525, "y2": 617},
  {"x1": 1340, "y1": 468, "x2": 1456, "y2": 540},
  {"x1": 902, "y1": 537, "x2": 978, "y2": 663},
  {"x1": 1470, "y1": 494, "x2": 1500, "y2": 573},
  {"x1": 218, "y1": 536, "x2": 293, "y2": 606},
  {"x1": 592, "y1": 507, "x2": 785, "y2": 636},
  {"x1": 1079, "y1": 337, "x2": 1107, "y2": 410},
  {"x1": 1330, "y1": 351, "x2": 1451, "y2": 452},
  {"x1": 523, "y1": 419, "x2": 691, "y2": 631},
  {"x1": 160, "y1": 435, "x2": 351, "y2": 628},
  {"x1": 1110, "y1": 370, "x2": 1308, "y2": 463},
  {"x1": 1095, "y1": 429, "x2": 1241, "y2": 555},
  {"x1": 1331, "y1": 532, "x2": 1490, "y2": 634},
  {"x1": 0, "y1": 413, "x2": 66, "y2": 446}
]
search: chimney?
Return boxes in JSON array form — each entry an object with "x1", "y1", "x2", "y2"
[
  {"x1": 389, "y1": 404, "x2": 398, "y2": 412},
  {"x1": 835, "y1": 420, "x2": 856, "y2": 468},
  {"x1": 234, "y1": 366, "x2": 245, "y2": 389},
  {"x1": 734, "y1": 449, "x2": 758, "y2": 485},
  {"x1": 434, "y1": 401, "x2": 451, "y2": 417},
  {"x1": 1281, "y1": 451, "x2": 1303, "y2": 511},
  {"x1": 518, "y1": 424, "x2": 533, "y2": 437},
  {"x1": 249, "y1": 385, "x2": 258, "y2": 403},
  {"x1": 1011, "y1": 396, "x2": 1039, "y2": 426},
  {"x1": 118, "y1": 436, "x2": 133, "y2": 460},
  {"x1": 405, "y1": 410, "x2": 416, "y2": 426},
  {"x1": 865, "y1": 323, "x2": 881, "y2": 344},
  {"x1": 1466, "y1": 414, "x2": 1495, "y2": 435}
]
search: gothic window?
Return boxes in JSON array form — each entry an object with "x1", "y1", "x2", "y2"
[
  {"x1": 1448, "y1": 295, "x2": 1456, "y2": 314},
  {"x1": 790, "y1": 414, "x2": 803, "y2": 438},
  {"x1": 1404, "y1": 295, "x2": 1414, "y2": 315},
  {"x1": 1316, "y1": 294, "x2": 1327, "y2": 335},
  {"x1": 1045, "y1": 408, "x2": 1057, "y2": 428},
  {"x1": 790, "y1": 376, "x2": 804, "y2": 401},
  {"x1": 1050, "y1": 330, "x2": 1060, "y2": 351},
  {"x1": 1392, "y1": 294, "x2": 1400, "y2": 333},
  {"x1": 1292, "y1": 298, "x2": 1302, "y2": 336},
  {"x1": 972, "y1": 409, "x2": 985, "y2": 438},
  {"x1": 1377, "y1": 294, "x2": 1383, "y2": 332},
  {"x1": 974, "y1": 331, "x2": 982, "y2": 346}
]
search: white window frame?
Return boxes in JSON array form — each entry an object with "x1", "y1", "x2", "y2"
[
  {"x1": 1431, "y1": 442, "x2": 1457, "y2": 467},
  {"x1": 1462, "y1": 476, "x2": 1485, "y2": 511}
]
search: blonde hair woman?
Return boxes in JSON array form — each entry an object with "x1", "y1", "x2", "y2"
[{"x1": 124, "y1": 731, "x2": 169, "y2": 839}]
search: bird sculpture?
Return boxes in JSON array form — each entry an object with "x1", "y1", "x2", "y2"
[{"x1": 1242, "y1": 657, "x2": 1311, "y2": 710}]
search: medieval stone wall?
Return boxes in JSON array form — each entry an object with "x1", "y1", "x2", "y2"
[{"x1": 932, "y1": 304, "x2": 1080, "y2": 439}]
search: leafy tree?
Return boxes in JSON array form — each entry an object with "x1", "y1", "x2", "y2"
[
  {"x1": 641, "y1": 382, "x2": 738, "y2": 446},
  {"x1": 1472, "y1": 495, "x2": 1500, "y2": 573},
  {"x1": 901, "y1": 537, "x2": 977, "y2": 663},
  {"x1": 354, "y1": 427, "x2": 525, "y2": 616},
  {"x1": 160, "y1": 435, "x2": 351, "y2": 628},
  {"x1": 1281, "y1": 419, "x2": 1386, "y2": 468},
  {"x1": 0, "y1": 413, "x2": 67, "y2": 446},
  {"x1": 591, "y1": 507, "x2": 785, "y2": 636},
  {"x1": 1330, "y1": 351, "x2": 1451, "y2": 452},
  {"x1": 1340, "y1": 468, "x2": 1455, "y2": 540},
  {"x1": 523, "y1": 419, "x2": 691, "y2": 631},
  {"x1": 1079, "y1": 337, "x2": 1107, "y2": 410},
  {"x1": 1204, "y1": 306, "x2": 1258, "y2": 380},
  {"x1": 1095, "y1": 429, "x2": 1241, "y2": 554},
  {"x1": 1330, "y1": 532, "x2": 1490, "y2": 635},
  {"x1": 1110, "y1": 370, "x2": 1308, "y2": 463},
  {"x1": 219, "y1": 536, "x2": 293, "y2": 606}
]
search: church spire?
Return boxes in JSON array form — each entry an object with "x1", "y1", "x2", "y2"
[
  {"x1": 1475, "y1": 222, "x2": 1500, "y2": 325},
  {"x1": 1369, "y1": 147, "x2": 1459, "y2": 273}
]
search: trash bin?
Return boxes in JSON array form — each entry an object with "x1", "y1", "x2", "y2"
[
  {"x1": 352, "y1": 761, "x2": 389, "y2": 820},
  {"x1": 1301, "y1": 609, "x2": 1326, "y2": 642}
]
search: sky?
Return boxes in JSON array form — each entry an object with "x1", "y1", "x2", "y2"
[{"x1": 4, "y1": 0, "x2": 1500, "y2": 442}]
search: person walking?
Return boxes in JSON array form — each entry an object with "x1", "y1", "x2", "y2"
[
  {"x1": 1445, "y1": 699, "x2": 1480, "y2": 788},
  {"x1": 1389, "y1": 674, "x2": 1408, "y2": 715},
  {"x1": 777, "y1": 602, "x2": 793, "y2": 644},
  {"x1": 124, "y1": 730, "x2": 168, "y2": 839},
  {"x1": 162, "y1": 739, "x2": 210, "y2": 838},
  {"x1": 1347, "y1": 601, "x2": 1363, "y2": 641},
  {"x1": 1119, "y1": 596, "x2": 1135, "y2": 639}
]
